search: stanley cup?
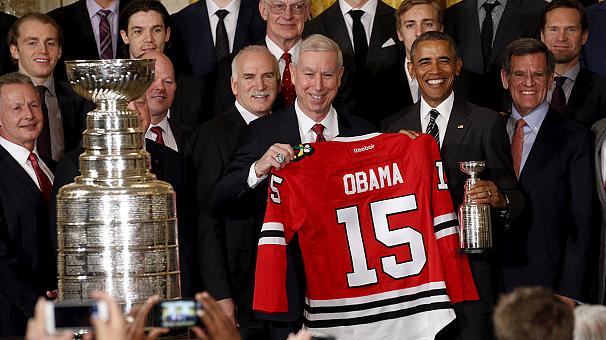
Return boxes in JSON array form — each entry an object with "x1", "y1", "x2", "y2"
[
  {"x1": 458, "y1": 161, "x2": 492, "y2": 253},
  {"x1": 56, "y1": 59, "x2": 181, "y2": 307}
]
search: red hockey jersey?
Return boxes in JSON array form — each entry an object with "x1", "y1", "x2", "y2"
[{"x1": 253, "y1": 133, "x2": 478, "y2": 339}]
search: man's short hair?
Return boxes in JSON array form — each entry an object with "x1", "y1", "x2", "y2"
[
  {"x1": 540, "y1": 0, "x2": 588, "y2": 33},
  {"x1": 502, "y1": 38, "x2": 555, "y2": 75},
  {"x1": 493, "y1": 287, "x2": 574, "y2": 340},
  {"x1": 119, "y1": 0, "x2": 172, "y2": 33},
  {"x1": 409, "y1": 31, "x2": 457, "y2": 61},
  {"x1": 574, "y1": 305, "x2": 606, "y2": 340},
  {"x1": 0, "y1": 72, "x2": 35, "y2": 99},
  {"x1": 395, "y1": 0, "x2": 444, "y2": 32},
  {"x1": 231, "y1": 45, "x2": 280, "y2": 83},
  {"x1": 292, "y1": 34, "x2": 343, "y2": 68},
  {"x1": 7, "y1": 12, "x2": 63, "y2": 50}
]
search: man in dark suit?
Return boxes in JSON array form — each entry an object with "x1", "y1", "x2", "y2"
[
  {"x1": 142, "y1": 51, "x2": 191, "y2": 153},
  {"x1": 303, "y1": 0, "x2": 401, "y2": 126},
  {"x1": 48, "y1": 0, "x2": 134, "y2": 80},
  {"x1": 499, "y1": 38, "x2": 597, "y2": 307},
  {"x1": 582, "y1": 2, "x2": 606, "y2": 77},
  {"x1": 118, "y1": 0, "x2": 209, "y2": 126},
  {"x1": 382, "y1": 31, "x2": 523, "y2": 340},
  {"x1": 169, "y1": 0, "x2": 266, "y2": 78},
  {"x1": 0, "y1": 12, "x2": 17, "y2": 76},
  {"x1": 214, "y1": 35, "x2": 375, "y2": 340},
  {"x1": 540, "y1": 0, "x2": 606, "y2": 127},
  {"x1": 8, "y1": 13, "x2": 95, "y2": 162},
  {"x1": 444, "y1": 0, "x2": 545, "y2": 111},
  {"x1": 184, "y1": 45, "x2": 279, "y2": 339},
  {"x1": 0, "y1": 72, "x2": 58, "y2": 336},
  {"x1": 591, "y1": 117, "x2": 606, "y2": 305}
]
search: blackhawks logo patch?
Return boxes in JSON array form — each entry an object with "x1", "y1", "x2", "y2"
[{"x1": 292, "y1": 143, "x2": 314, "y2": 161}]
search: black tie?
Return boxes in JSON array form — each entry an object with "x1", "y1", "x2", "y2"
[
  {"x1": 481, "y1": 1, "x2": 500, "y2": 72},
  {"x1": 215, "y1": 9, "x2": 230, "y2": 60},
  {"x1": 426, "y1": 109, "x2": 440, "y2": 146},
  {"x1": 350, "y1": 10, "x2": 367, "y2": 69},
  {"x1": 551, "y1": 76, "x2": 567, "y2": 114},
  {"x1": 36, "y1": 85, "x2": 52, "y2": 160}
]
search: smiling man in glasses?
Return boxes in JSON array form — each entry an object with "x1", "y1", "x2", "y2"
[{"x1": 499, "y1": 37, "x2": 598, "y2": 310}]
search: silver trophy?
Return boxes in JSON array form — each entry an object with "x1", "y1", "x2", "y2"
[
  {"x1": 458, "y1": 161, "x2": 492, "y2": 253},
  {"x1": 56, "y1": 59, "x2": 181, "y2": 308}
]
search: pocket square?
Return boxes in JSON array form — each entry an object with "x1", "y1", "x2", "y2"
[{"x1": 382, "y1": 38, "x2": 396, "y2": 48}]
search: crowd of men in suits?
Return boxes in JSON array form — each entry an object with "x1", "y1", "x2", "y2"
[{"x1": 1, "y1": 0, "x2": 606, "y2": 338}]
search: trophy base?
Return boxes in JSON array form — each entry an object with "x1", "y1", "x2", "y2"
[{"x1": 460, "y1": 247, "x2": 491, "y2": 254}]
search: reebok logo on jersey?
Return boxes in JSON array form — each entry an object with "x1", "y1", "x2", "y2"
[{"x1": 353, "y1": 144, "x2": 375, "y2": 153}]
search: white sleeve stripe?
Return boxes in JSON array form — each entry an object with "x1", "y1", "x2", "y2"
[
  {"x1": 435, "y1": 226, "x2": 459, "y2": 239},
  {"x1": 433, "y1": 213, "x2": 457, "y2": 226},
  {"x1": 261, "y1": 222, "x2": 285, "y2": 232},
  {"x1": 258, "y1": 237, "x2": 286, "y2": 246}
]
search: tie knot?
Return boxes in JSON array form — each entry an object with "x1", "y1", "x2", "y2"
[
  {"x1": 28, "y1": 152, "x2": 39, "y2": 163},
  {"x1": 482, "y1": 1, "x2": 500, "y2": 14},
  {"x1": 429, "y1": 109, "x2": 439, "y2": 120},
  {"x1": 281, "y1": 51, "x2": 291, "y2": 62},
  {"x1": 150, "y1": 125, "x2": 163, "y2": 135},
  {"x1": 311, "y1": 123, "x2": 325, "y2": 135},
  {"x1": 216, "y1": 9, "x2": 229, "y2": 20},
  {"x1": 555, "y1": 76, "x2": 567, "y2": 87},
  {"x1": 350, "y1": 9, "x2": 364, "y2": 21},
  {"x1": 36, "y1": 85, "x2": 47, "y2": 97},
  {"x1": 515, "y1": 118, "x2": 527, "y2": 129},
  {"x1": 98, "y1": 9, "x2": 111, "y2": 18}
]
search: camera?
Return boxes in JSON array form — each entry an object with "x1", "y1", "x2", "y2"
[
  {"x1": 151, "y1": 299, "x2": 202, "y2": 328},
  {"x1": 44, "y1": 300, "x2": 109, "y2": 335}
]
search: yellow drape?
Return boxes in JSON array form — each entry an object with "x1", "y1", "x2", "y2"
[{"x1": 310, "y1": 0, "x2": 462, "y2": 17}]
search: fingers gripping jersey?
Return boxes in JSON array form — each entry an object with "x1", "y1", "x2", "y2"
[{"x1": 253, "y1": 133, "x2": 478, "y2": 339}]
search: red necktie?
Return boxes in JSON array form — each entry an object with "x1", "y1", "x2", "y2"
[
  {"x1": 311, "y1": 124, "x2": 326, "y2": 142},
  {"x1": 150, "y1": 126, "x2": 164, "y2": 145},
  {"x1": 281, "y1": 51, "x2": 296, "y2": 106},
  {"x1": 98, "y1": 9, "x2": 113, "y2": 59},
  {"x1": 511, "y1": 118, "x2": 527, "y2": 177},
  {"x1": 28, "y1": 152, "x2": 52, "y2": 203}
]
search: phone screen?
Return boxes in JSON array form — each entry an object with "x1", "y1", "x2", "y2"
[
  {"x1": 155, "y1": 300, "x2": 200, "y2": 328},
  {"x1": 54, "y1": 305, "x2": 97, "y2": 328}
]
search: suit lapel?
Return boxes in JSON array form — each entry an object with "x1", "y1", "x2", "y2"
[
  {"x1": 491, "y1": 0, "x2": 521, "y2": 65},
  {"x1": 279, "y1": 107, "x2": 303, "y2": 145},
  {"x1": 75, "y1": 0, "x2": 100, "y2": 59},
  {"x1": 566, "y1": 68, "x2": 590, "y2": 116},
  {"x1": 462, "y1": 0, "x2": 482, "y2": 62},
  {"x1": 226, "y1": 106, "x2": 247, "y2": 141},
  {"x1": 233, "y1": 0, "x2": 253, "y2": 51},
  {"x1": 367, "y1": 2, "x2": 392, "y2": 58},
  {"x1": 0, "y1": 145, "x2": 43, "y2": 197},
  {"x1": 195, "y1": 1, "x2": 217, "y2": 66},
  {"x1": 327, "y1": 3, "x2": 354, "y2": 55},
  {"x1": 393, "y1": 102, "x2": 422, "y2": 132},
  {"x1": 442, "y1": 98, "x2": 472, "y2": 165}
]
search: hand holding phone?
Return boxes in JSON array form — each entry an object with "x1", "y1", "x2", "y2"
[
  {"x1": 44, "y1": 300, "x2": 109, "y2": 335},
  {"x1": 151, "y1": 299, "x2": 202, "y2": 328}
]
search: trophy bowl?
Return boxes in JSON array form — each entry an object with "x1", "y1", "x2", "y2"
[
  {"x1": 65, "y1": 59, "x2": 155, "y2": 102},
  {"x1": 459, "y1": 161, "x2": 486, "y2": 177}
]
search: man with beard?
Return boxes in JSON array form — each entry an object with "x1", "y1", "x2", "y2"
[{"x1": 540, "y1": 0, "x2": 606, "y2": 127}]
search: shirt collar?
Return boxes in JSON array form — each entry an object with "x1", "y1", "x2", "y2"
[
  {"x1": 0, "y1": 136, "x2": 37, "y2": 167},
  {"x1": 477, "y1": 0, "x2": 507, "y2": 10},
  {"x1": 87, "y1": 0, "x2": 120, "y2": 18},
  {"x1": 149, "y1": 115, "x2": 170, "y2": 133},
  {"x1": 509, "y1": 100, "x2": 549, "y2": 133},
  {"x1": 339, "y1": 0, "x2": 378, "y2": 16},
  {"x1": 294, "y1": 99, "x2": 338, "y2": 139},
  {"x1": 235, "y1": 100, "x2": 264, "y2": 125},
  {"x1": 557, "y1": 62, "x2": 581, "y2": 82},
  {"x1": 207, "y1": 0, "x2": 240, "y2": 17},
  {"x1": 41, "y1": 77, "x2": 56, "y2": 97},
  {"x1": 420, "y1": 91, "x2": 455, "y2": 120},
  {"x1": 404, "y1": 56, "x2": 413, "y2": 83},
  {"x1": 265, "y1": 35, "x2": 301, "y2": 57}
]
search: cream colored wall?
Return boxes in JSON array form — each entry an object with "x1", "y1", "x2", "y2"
[{"x1": 9, "y1": 0, "x2": 192, "y2": 16}]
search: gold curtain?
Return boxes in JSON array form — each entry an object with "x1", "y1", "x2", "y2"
[{"x1": 310, "y1": 0, "x2": 462, "y2": 17}]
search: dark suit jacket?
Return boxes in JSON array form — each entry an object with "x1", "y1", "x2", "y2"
[
  {"x1": 167, "y1": 118, "x2": 192, "y2": 153},
  {"x1": 170, "y1": 74, "x2": 211, "y2": 126},
  {"x1": 591, "y1": 117, "x2": 606, "y2": 304},
  {"x1": 582, "y1": 2, "x2": 606, "y2": 77},
  {"x1": 382, "y1": 97, "x2": 523, "y2": 339},
  {"x1": 500, "y1": 109, "x2": 598, "y2": 302},
  {"x1": 214, "y1": 106, "x2": 375, "y2": 323},
  {"x1": 444, "y1": 0, "x2": 545, "y2": 111},
  {"x1": 55, "y1": 80, "x2": 96, "y2": 155},
  {"x1": 183, "y1": 105, "x2": 256, "y2": 326},
  {"x1": 303, "y1": 1, "x2": 402, "y2": 126},
  {"x1": 0, "y1": 12, "x2": 17, "y2": 76},
  {"x1": 0, "y1": 145, "x2": 56, "y2": 336},
  {"x1": 564, "y1": 67, "x2": 606, "y2": 127},
  {"x1": 169, "y1": 0, "x2": 266, "y2": 78},
  {"x1": 48, "y1": 0, "x2": 134, "y2": 80}
]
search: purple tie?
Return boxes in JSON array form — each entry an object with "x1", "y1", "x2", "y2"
[
  {"x1": 551, "y1": 76, "x2": 567, "y2": 114},
  {"x1": 98, "y1": 9, "x2": 113, "y2": 59}
]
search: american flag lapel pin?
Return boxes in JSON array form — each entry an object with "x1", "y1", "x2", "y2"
[{"x1": 457, "y1": 124, "x2": 464, "y2": 129}]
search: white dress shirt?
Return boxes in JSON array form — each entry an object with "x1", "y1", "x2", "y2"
[
  {"x1": 207, "y1": 0, "x2": 241, "y2": 53},
  {"x1": 0, "y1": 137, "x2": 54, "y2": 189},
  {"x1": 86, "y1": 0, "x2": 120, "y2": 58},
  {"x1": 146, "y1": 116, "x2": 179, "y2": 152},
  {"x1": 419, "y1": 92, "x2": 455, "y2": 148},
  {"x1": 338, "y1": 0, "x2": 377, "y2": 47},
  {"x1": 404, "y1": 57, "x2": 420, "y2": 103},
  {"x1": 235, "y1": 100, "x2": 262, "y2": 125},
  {"x1": 265, "y1": 36, "x2": 301, "y2": 76}
]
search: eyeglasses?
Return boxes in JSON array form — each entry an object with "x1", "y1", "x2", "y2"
[
  {"x1": 510, "y1": 72, "x2": 550, "y2": 82},
  {"x1": 266, "y1": 1, "x2": 308, "y2": 15}
]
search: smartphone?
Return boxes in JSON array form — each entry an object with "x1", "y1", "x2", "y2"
[
  {"x1": 44, "y1": 300, "x2": 109, "y2": 335},
  {"x1": 151, "y1": 299, "x2": 202, "y2": 328}
]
